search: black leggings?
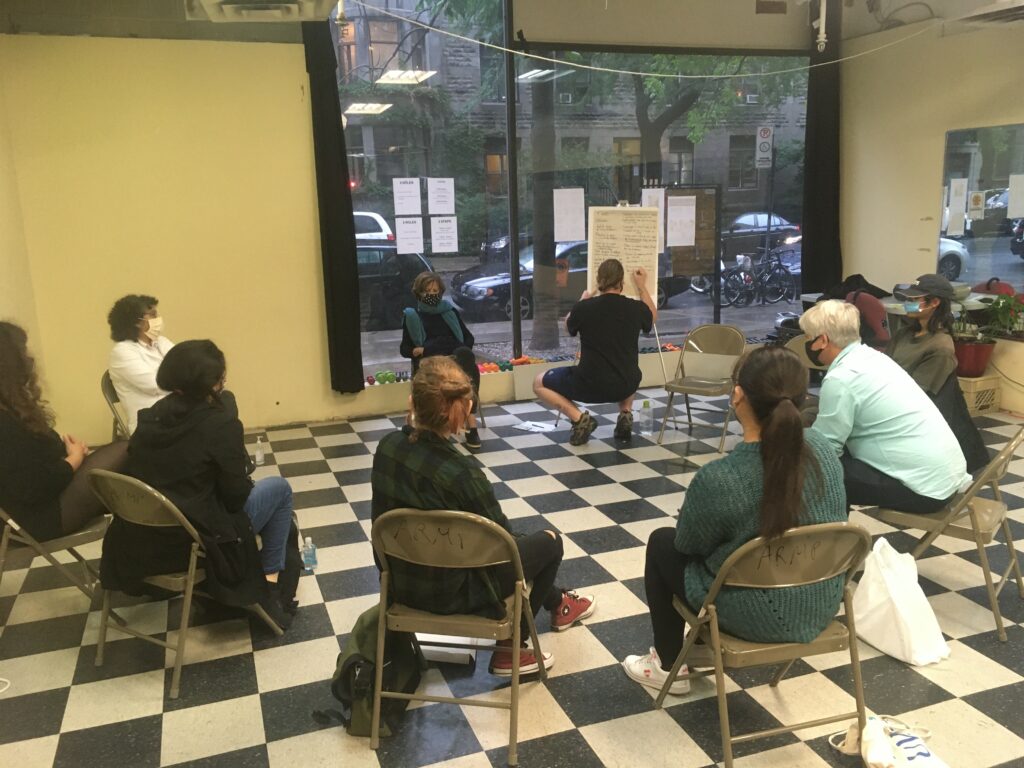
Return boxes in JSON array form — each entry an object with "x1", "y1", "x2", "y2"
[
  {"x1": 645, "y1": 527, "x2": 695, "y2": 669},
  {"x1": 58, "y1": 441, "x2": 130, "y2": 535},
  {"x1": 495, "y1": 531, "x2": 564, "y2": 633}
]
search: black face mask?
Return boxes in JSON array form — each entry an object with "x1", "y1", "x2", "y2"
[
  {"x1": 805, "y1": 335, "x2": 825, "y2": 366},
  {"x1": 420, "y1": 294, "x2": 442, "y2": 307}
]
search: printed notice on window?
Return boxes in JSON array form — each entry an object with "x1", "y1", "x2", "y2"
[
  {"x1": 427, "y1": 178, "x2": 455, "y2": 216},
  {"x1": 586, "y1": 206, "x2": 659, "y2": 300},
  {"x1": 666, "y1": 195, "x2": 697, "y2": 247},
  {"x1": 392, "y1": 177, "x2": 422, "y2": 217},
  {"x1": 947, "y1": 178, "x2": 967, "y2": 237},
  {"x1": 640, "y1": 186, "x2": 666, "y2": 252},
  {"x1": 430, "y1": 216, "x2": 459, "y2": 253},
  {"x1": 553, "y1": 188, "x2": 586, "y2": 242},
  {"x1": 395, "y1": 216, "x2": 424, "y2": 255}
]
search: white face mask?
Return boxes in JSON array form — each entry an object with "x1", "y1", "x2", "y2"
[{"x1": 143, "y1": 315, "x2": 164, "y2": 342}]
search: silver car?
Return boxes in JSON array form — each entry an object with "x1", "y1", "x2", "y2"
[{"x1": 937, "y1": 237, "x2": 970, "y2": 281}]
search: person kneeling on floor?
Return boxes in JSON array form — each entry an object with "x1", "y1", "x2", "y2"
[
  {"x1": 622, "y1": 346, "x2": 847, "y2": 694},
  {"x1": 372, "y1": 356, "x2": 595, "y2": 676},
  {"x1": 533, "y1": 259, "x2": 656, "y2": 446}
]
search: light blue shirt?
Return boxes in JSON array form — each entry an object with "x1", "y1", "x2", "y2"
[{"x1": 812, "y1": 342, "x2": 969, "y2": 500}]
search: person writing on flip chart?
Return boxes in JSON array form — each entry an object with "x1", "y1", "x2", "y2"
[{"x1": 533, "y1": 259, "x2": 656, "y2": 445}]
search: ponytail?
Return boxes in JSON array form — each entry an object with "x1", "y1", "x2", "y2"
[{"x1": 409, "y1": 356, "x2": 473, "y2": 441}]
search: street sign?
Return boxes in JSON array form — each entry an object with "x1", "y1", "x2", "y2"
[{"x1": 755, "y1": 126, "x2": 774, "y2": 169}]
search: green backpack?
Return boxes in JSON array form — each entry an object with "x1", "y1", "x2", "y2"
[{"x1": 330, "y1": 604, "x2": 422, "y2": 737}]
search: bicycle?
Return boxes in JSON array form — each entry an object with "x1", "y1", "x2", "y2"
[{"x1": 724, "y1": 248, "x2": 796, "y2": 307}]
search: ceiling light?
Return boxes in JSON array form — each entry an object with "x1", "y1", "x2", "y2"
[
  {"x1": 516, "y1": 69, "x2": 571, "y2": 83},
  {"x1": 344, "y1": 102, "x2": 393, "y2": 115},
  {"x1": 376, "y1": 69, "x2": 437, "y2": 85}
]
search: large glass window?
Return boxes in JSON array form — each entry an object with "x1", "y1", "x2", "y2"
[{"x1": 728, "y1": 135, "x2": 757, "y2": 190}]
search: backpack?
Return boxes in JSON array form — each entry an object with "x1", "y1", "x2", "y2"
[{"x1": 329, "y1": 604, "x2": 421, "y2": 737}]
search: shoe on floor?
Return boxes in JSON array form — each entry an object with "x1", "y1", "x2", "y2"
[
  {"x1": 622, "y1": 648, "x2": 689, "y2": 695},
  {"x1": 489, "y1": 644, "x2": 555, "y2": 676},
  {"x1": 551, "y1": 590, "x2": 596, "y2": 631},
  {"x1": 569, "y1": 411, "x2": 598, "y2": 446},
  {"x1": 614, "y1": 411, "x2": 634, "y2": 441},
  {"x1": 465, "y1": 427, "x2": 481, "y2": 449}
]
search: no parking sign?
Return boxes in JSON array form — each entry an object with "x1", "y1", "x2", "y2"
[{"x1": 755, "y1": 126, "x2": 774, "y2": 169}]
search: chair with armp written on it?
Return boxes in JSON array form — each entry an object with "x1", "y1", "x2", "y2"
[{"x1": 654, "y1": 522, "x2": 872, "y2": 768}]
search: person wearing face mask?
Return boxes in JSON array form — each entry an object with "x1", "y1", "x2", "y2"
[
  {"x1": 400, "y1": 272, "x2": 481, "y2": 449},
  {"x1": 107, "y1": 294, "x2": 175, "y2": 434},
  {"x1": 889, "y1": 274, "x2": 988, "y2": 473},
  {"x1": 799, "y1": 300, "x2": 969, "y2": 514}
]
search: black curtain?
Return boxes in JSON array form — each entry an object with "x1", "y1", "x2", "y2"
[
  {"x1": 302, "y1": 22, "x2": 364, "y2": 393},
  {"x1": 800, "y1": 0, "x2": 843, "y2": 294}
]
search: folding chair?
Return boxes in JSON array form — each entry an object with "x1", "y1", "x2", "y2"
[
  {"x1": 370, "y1": 508, "x2": 547, "y2": 767},
  {"x1": 0, "y1": 504, "x2": 109, "y2": 603},
  {"x1": 866, "y1": 426, "x2": 1024, "y2": 641},
  {"x1": 657, "y1": 324, "x2": 746, "y2": 452},
  {"x1": 88, "y1": 469, "x2": 284, "y2": 698},
  {"x1": 101, "y1": 371, "x2": 130, "y2": 440},
  {"x1": 655, "y1": 522, "x2": 872, "y2": 768}
]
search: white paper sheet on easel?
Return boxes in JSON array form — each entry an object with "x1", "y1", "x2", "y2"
[
  {"x1": 395, "y1": 216, "x2": 424, "y2": 254},
  {"x1": 427, "y1": 178, "x2": 455, "y2": 215},
  {"x1": 666, "y1": 195, "x2": 696, "y2": 247},
  {"x1": 947, "y1": 178, "x2": 967, "y2": 237},
  {"x1": 430, "y1": 216, "x2": 459, "y2": 253},
  {"x1": 640, "y1": 187, "x2": 665, "y2": 252},
  {"x1": 1009, "y1": 174, "x2": 1024, "y2": 218},
  {"x1": 586, "y1": 206, "x2": 659, "y2": 299},
  {"x1": 553, "y1": 188, "x2": 586, "y2": 242},
  {"x1": 393, "y1": 177, "x2": 422, "y2": 216}
]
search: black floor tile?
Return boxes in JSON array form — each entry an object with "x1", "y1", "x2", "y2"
[
  {"x1": 317, "y1": 565, "x2": 381, "y2": 602},
  {"x1": 53, "y1": 715, "x2": 163, "y2": 768},
  {"x1": 960, "y1": 625, "x2": 1024, "y2": 676},
  {"x1": 301, "y1": 521, "x2": 366, "y2": 548},
  {"x1": 162, "y1": 653, "x2": 259, "y2": 711},
  {"x1": 596, "y1": 499, "x2": 670, "y2": 525},
  {"x1": 520, "y1": 444, "x2": 574, "y2": 461},
  {"x1": 577, "y1": 452, "x2": 637, "y2": 469},
  {"x1": 170, "y1": 745, "x2": 270, "y2": 768},
  {"x1": 550, "y1": 469, "x2": 618, "y2": 489},
  {"x1": 277, "y1": 460, "x2": 332, "y2": 478},
  {"x1": 250, "y1": 603, "x2": 335, "y2": 651},
  {"x1": 268, "y1": 437, "x2": 318, "y2": 452},
  {"x1": 0, "y1": 687, "x2": 70, "y2": 744},
  {"x1": 965, "y1": 681, "x2": 1024, "y2": 739},
  {"x1": 486, "y1": 728, "x2": 606, "y2": 768},
  {"x1": 375, "y1": 702, "x2": 482, "y2": 768},
  {"x1": 333, "y1": 467, "x2": 373, "y2": 486},
  {"x1": 260, "y1": 680, "x2": 342, "y2": 742},
  {"x1": 292, "y1": 487, "x2": 347, "y2": 509},
  {"x1": 587, "y1": 613, "x2": 652, "y2": 662},
  {"x1": 525, "y1": 491, "x2": 590, "y2": 514},
  {"x1": 556, "y1": 557, "x2": 615, "y2": 590},
  {"x1": 544, "y1": 663, "x2": 655, "y2": 727},
  {"x1": 320, "y1": 443, "x2": 371, "y2": 460},
  {"x1": 822, "y1": 654, "x2": 953, "y2": 714},
  {"x1": 568, "y1": 527, "x2": 644, "y2": 556},
  {"x1": 309, "y1": 422, "x2": 355, "y2": 436},
  {"x1": 73, "y1": 636, "x2": 167, "y2": 685},
  {"x1": 0, "y1": 613, "x2": 89, "y2": 660}
]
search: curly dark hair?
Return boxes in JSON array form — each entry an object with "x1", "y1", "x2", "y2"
[
  {"x1": 156, "y1": 340, "x2": 226, "y2": 404},
  {"x1": 0, "y1": 321, "x2": 54, "y2": 434},
  {"x1": 107, "y1": 295, "x2": 158, "y2": 342}
]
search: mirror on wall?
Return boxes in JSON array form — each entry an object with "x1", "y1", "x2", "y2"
[{"x1": 939, "y1": 123, "x2": 1024, "y2": 288}]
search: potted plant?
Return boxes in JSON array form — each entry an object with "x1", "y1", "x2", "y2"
[{"x1": 953, "y1": 294, "x2": 1024, "y2": 377}]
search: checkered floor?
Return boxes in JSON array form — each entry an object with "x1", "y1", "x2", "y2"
[{"x1": 2, "y1": 390, "x2": 1024, "y2": 768}]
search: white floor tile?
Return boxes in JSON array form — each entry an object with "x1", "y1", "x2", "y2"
[
  {"x1": 161, "y1": 694, "x2": 266, "y2": 765},
  {"x1": 60, "y1": 670, "x2": 165, "y2": 732},
  {"x1": 252, "y1": 636, "x2": 341, "y2": 693},
  {"x1": 0, "y1": 648, "x2": 79, "y2": 700},
  {"x1": 581, "y1": 709, "x2": 712, "y2": 768}
]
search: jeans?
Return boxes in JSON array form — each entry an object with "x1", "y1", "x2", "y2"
[
  {"x1": 244, "y1": 476, "x2": 294, "y2": 574},
  {"x1": 645, "y1": 527, "x2": 695, "y2": 669}
]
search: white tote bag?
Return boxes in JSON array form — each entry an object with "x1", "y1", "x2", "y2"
[
  {"x1": 830, "y1": 716, "x2": 950, "y2": 768},
  {"x1": 852, "y1": 538, "x2": 950, "y2": 666}
]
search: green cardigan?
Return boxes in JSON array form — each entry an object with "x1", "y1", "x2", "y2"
[{"x1": 675, "y1": 429, "x2": 847, "y2": 643}]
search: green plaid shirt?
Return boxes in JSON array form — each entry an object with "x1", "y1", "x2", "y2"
[{"x1": 371, "y1": 427, "x2": 512, "y2": 617}]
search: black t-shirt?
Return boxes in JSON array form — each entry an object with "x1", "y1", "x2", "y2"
[{"x1": 567, "y1": 292, "x2": 653, "y2": 400}]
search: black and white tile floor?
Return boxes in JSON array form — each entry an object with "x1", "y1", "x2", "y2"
[{"x1": 2, "y1": 390, "x2": 1024, "y2": 767}]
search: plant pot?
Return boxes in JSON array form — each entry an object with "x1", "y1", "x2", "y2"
[{"x1": 953, "y1": 339, "x2": 996, "y2": 377}]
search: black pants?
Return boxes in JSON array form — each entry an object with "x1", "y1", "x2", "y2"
[
  {"x1": 842, "y1": 453, "x2": 952, "y2": 514},
  {"x1": 495, "y1": 531, "x2": 564, "y2": 633},
  {"x1": 58, "y1": 441, "x2": 130, "y2": 536},
  {"x1": 645, "y1": 527, "x2": 694, "y2": 668}
]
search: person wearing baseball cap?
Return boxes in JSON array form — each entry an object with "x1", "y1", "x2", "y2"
[{"x1": 890, "y1": 273, "x2": 988, "y2": 473}]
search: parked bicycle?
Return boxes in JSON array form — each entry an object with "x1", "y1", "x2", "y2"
[{"x1": 725, "y1": 248, "x2": 796, "y2": 307}]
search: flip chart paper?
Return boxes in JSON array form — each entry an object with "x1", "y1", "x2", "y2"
[
  {"x1": 553, "y1": 188, "x2": 586, "y2": 242},
  {"x1": 586, "y1": 206, "x2": 659, "y2": 299}
]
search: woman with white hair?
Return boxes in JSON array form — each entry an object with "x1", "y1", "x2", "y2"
[{"x1": 799, "y1": 300, "x2": 969, "y2": 513}]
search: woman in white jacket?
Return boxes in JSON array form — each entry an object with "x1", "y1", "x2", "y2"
[{"x1": 107, "y1": 294, "x2": 174, "y2": 433}]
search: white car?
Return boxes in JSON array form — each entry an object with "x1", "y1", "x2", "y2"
[
  {"x1": 353, "y1": 211, "x2": 394, "y2": 242},
  {"x1": 937, "y1": 237, "x2": 970, "y2": 281}
]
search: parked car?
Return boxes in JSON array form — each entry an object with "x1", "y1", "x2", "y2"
[
  {"x1": 721, "y1": 212, "x2": 800, "y2": 259},
  {"x1": 457, "y1": 240, "x2": 689, "y2": 321},
  {"x1": 353, "y1": 211, "x2": 394, "y2": 242},
  {"x1": 1011, "y1": 219, "x2": 1024, "y2": 258},
  {"x1": 356, "y1": 245, "x2": 433, "y2": 330},
  {"x1": 937, "y1": 236, "x2": 970, "y2": 280},
  {"x1": 451, "y1": 232, "x2": 534, "y2": 292}
]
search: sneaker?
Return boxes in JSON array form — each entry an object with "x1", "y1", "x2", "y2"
[
  {"x1": 551, "y1": 590, "x2": 596, "y2": 631},
  {"x1": 614, "y1": 411, "x2": 634, "y2": 441},
  {"x1": 464, "y1": 428, "x2": 481, "y2": 450},
  {"x1": 488, "y1": 644, "x2": 555, "y2": 676},
  {"x1": 569, "y1": 411, "x2": 598, "y2": 446},
  {"x1": 622, "y1": 648, "x2": 690, "y2": 695}
]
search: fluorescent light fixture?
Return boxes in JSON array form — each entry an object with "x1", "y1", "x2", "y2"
[
  {"x1": 344, "y1": 102, "x2": 393, "y2": 115},
  {"x1": 376, "y1": 69, "x2": 437, "y2": 85},
  {"x1": 516, "y1": 69, "x2": 571, "y2": 83}
]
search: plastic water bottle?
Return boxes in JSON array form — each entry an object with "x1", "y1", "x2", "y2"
[
  {"x1": 253, "y1": 436, "x2": 266, "y2": 466},
  {"x1": 302, "y1": 536, "x2": 317, "y2": 573},
  {"x1": 639, "y1": 400, "x2": 654, "y2": 436}
]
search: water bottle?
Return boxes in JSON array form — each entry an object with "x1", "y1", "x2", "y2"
[
  {"x1": 639, "y1": 400, "x2": 653, "y2": 436},
  {"x1": 302, "y1": 536, "x2": 317, "y2": 573},
  {"x1": 253, "y1": 436, "x2": 266, "y2": 466}
]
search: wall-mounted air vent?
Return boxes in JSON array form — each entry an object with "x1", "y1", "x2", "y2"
[{"x1": 185, "y1": 0, "x2": 340, "y2": 23}]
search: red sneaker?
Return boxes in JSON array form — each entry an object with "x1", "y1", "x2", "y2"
[
  {"x1": 488, "y1": 643, "x2": 555, "y2": 676},
  {"x1": 551, "y1": 590, "x2": 596, "y2": 632}
]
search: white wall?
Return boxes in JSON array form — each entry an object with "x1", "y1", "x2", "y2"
[{"x1": 840, "y1": 21, "x2": 1024, "y2": 290}]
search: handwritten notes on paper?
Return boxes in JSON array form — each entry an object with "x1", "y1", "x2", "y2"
[
  {"x1": 666, "y1": 195, "x2": 697, "y2": 247},
  {"x1": 586, "y1": 206, "x2": 659, "y2": 299},
  {"x1": 395, "y1": 216, "x2": 424, "y2": 255},
  {"x1": 427, "y1": 178, "x2": 455, "y2": 215}
]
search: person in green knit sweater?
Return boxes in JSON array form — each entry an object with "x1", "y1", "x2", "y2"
[{"x1": 622, "y1": 345, "x2": 847, "y2": 695}]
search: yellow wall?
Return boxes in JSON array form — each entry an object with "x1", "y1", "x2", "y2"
[
  {"x1": 0, "y1": 33, "x2": 377, "y2": 443},
  {"x1": 0, "y1": 35, "x2": 40, "y2": 353},
  {"x1": 840, "y1": 22, "x2": 1024, "y2": 290}
]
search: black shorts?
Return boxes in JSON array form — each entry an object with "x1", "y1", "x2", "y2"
[{"x1": 541, "y1": 366, "x2": 631, "y2": 405}]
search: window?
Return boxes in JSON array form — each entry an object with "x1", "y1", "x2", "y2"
[
  {"x1": 561, "y1": 137, "x2": 589, "y2": 154},
  {"x1": 345, "y1": 127, "x2": 366, "y2": 189},
  {"x1": 338, "y1": 21, "x2": 357, "y2": 80},
  {"x1": 485, "y1": 137, "x2": 508, "y2": 196},
  {"x1": 612, "y1": 137, "x2": 641, "y2": 201},
  {"x1": 728, "y1": 135, "x2": 757, "y2": 190},
  {"x1": 669, "y1": 136, "x2": 694, "y2": 185},
  {"x1": 368, "y1": 20, "x2": 399, "y2": 73},
  {"x1": 479, "y1": 45, "x2": 505, "y2": 103}
]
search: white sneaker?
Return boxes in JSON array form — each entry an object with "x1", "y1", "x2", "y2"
[{"x1": 622, "y1": 648, "x2": 690, "y2": 695}]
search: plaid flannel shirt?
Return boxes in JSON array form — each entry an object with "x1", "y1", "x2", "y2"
[{"x1": 371, "y1": 426, "x2": 513, "y2": 618}]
